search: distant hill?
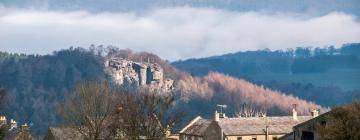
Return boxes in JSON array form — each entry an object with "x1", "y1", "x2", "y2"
[
  {"x1": 0, "y1": 48, "x2": 106, "y2": 136},
  {"x1": 105, "y1": 48, "x2": 324, "y2": 114},
  {"x1": 176, "y1": 72, "x2": 324, "y2": 116},
  {"x1": 173, "y1": 43, "x2": 360, "y2": 106},
  {"x1": 0, "y1": 47, "x2": 323, "y2": 137}
]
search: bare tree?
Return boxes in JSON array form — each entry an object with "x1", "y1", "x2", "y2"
[
  {"x1": 0, "y1": 87, "x2": 6, "y2": 111},
  {"x1": 317, "y1": 99, "x2": 360, "y2": 140},
  {"x1": 109, "y1": 89, "x2": 184, "y2": 140},
  {"x1": 16, "y1": 125, "x2": 36, "y2": 140},
  {"x1": 58, "y1": 81, "x2": 118, "y2": 140},
  {"x1": 235, "y1": 103, "x2": 267, "y2": 117},
  {"x1": 0, "y1": 87, "x2": 7, "y2": 140}
]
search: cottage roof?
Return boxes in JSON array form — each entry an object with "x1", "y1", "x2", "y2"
[
  {"x1": 218, "y1": 116, "x2": 312, "y2": 136},
  {"x1": 180, "y1": 116, "x2": 312, "y2": 136},
  {"x1": 179, "y1": 116, "x2": 212, "y2": 136},
  {"x1": 46, "y1": 127, "x2": 83, "y2": 140},
  {"x1": 293, "y1": 111, "x2": 330, "y2": 129}
]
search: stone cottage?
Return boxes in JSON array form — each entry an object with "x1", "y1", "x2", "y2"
[
  {"x1": 280, "y1": 110, "x2": 326, "y2": 140},
  {"x1": 179, "y1": 109, "x2": 316, "y2": 140}
]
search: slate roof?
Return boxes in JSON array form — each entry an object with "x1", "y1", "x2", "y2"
[
  {"x1": 293, "y1": 111, "x2": 330, "y2": 128},
  {"x1": 218, "y1": 116, "x2": 312, "y2": 136},
  {"x1": 180, "y1": 116, "x2": 312, "y2": 136},
  {"x1": 45, "y1": 127, "x2": 83, "y2": 140},
  {"x1": 179, "y1": 117, "x2": 212, "y2": 136}
]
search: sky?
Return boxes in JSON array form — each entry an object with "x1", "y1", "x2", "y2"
[{"x1": 1, "y1": 1, "x2": 360, "y2": 61}]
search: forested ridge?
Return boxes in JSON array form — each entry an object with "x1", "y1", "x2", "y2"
[
  {"x1": 0, "y1": 46, "x2": 332, "y2": 137},
  {"x1": 0, "y1": 47, "x2": 106, "y2": 136},
  {"x1": 174, "y1": 43, "x2": 360, "y2": 76},
  {"x1": 174, "y1": 43, "x2": 360, "y2": 107}
]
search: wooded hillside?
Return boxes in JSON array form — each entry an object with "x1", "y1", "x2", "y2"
[{"x1": 0, "y1": 46, "x2": 325, "y2": 137}]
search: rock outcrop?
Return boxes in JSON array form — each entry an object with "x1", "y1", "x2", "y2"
[{"x1": 105, "y1": 58, "x2": 174, "y2": 92}]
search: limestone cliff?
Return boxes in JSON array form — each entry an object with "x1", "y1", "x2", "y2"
[{"x1": 105, "y1": 58, "x2": 174, "y2": 92}]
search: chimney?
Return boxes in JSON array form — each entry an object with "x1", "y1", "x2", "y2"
[
  {"x1": 165, "y1": 129, "x2": 171, "y2": 137},
  {"x1": 21, "y1": 123, "x2": 29, "y2": 132},
  {"x1": 214, "y1": 110, "x2": 220, "y2": 121},
  {"x1": 292, "y1": 104, "x2": 298, "y2": 120},
  {"x1": 10, "y1": 119, "x2": 17, "y2": 130},
  {"x1": 0, "y1": 116, "x2": 6, "y2": 125},
  {"x1": 311, "y1": 109, "x2": 319, "y2": 118},
  {"x1": 220, "y1": 113, "x2": 227, "y2": 118}
]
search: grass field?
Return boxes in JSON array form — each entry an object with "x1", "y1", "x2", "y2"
[{"x1": 247, "y1": 68, "x2": 360, "y2": 90}]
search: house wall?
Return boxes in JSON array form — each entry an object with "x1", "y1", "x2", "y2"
[
  {"x1": 202, "y1": 121, "x2": 285, "y2": 140},
  {"x1": 294, "y1": 123, "x2": 317, "y2": 140},
  {"x1": 278, "y1": 133, "x2": 294, "y2": 140},
  {"x1": 294, "y1": 116, "x2": 326, "y2": 140},
  {"x1": 166, "y1": 134, "x2": 180, "y2": 140},
  {"x1": 204, "y1": 122, "x2": 222, "y2": 140},
  {"x1": 226, "y1": 134, "x2": 284, "y2": 140},
  {"x1": 179, "y1": 134, "x2": 203, "y2": 140},
  {"x1": 43, "y1": 132, "x2": 55, "y2": 140}
]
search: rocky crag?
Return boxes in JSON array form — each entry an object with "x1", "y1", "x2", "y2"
[{"x1": 105, "y1": 58, "x2": 174, "y2": 92}]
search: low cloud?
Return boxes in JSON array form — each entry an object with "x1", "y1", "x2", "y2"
[{"x1": 1, "y1": 7, "x2": 360, "y2": 61}]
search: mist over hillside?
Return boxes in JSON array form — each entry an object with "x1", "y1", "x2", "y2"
[
  {"x1": 1, "y1": 5, "x2": 360, "y2": 60},
  {"x1": 0, "y1": 47, "x2": 323, "y2": 137},
  {"x1": 1, "y1": 0, "x2": 360, "y2": 18}
]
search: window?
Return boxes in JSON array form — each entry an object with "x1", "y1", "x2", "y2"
[
  {"x1": 301, "y1": 131, "x2": 314, "y2": 140},
  {"x1": 320, "y1": 120, "x2": 327, "y2": 126},
  {"x1": 237, "y1": 137, "x2": 242, "y2": 140}
]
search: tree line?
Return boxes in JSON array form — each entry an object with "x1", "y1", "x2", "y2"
[
  {"x1": 174, "y1": 43, "x2": 360, "y2": 76},
  {"x1": 173, "y1": 43, "x2": 360, "y2": 107}
]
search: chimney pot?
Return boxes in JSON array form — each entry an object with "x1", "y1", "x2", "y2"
[
  {"x1": 21, "y1": 123, "x2": 29, "y2": 131},
  {"x1": 214, "y1": 111, "x2": 220, "y2": 121},
  {"x1": 10, "y1": 119, "x2": 17, "y2": 130},
  {"x1": 292, "y1": 104, "x2": 298, "y2": 120},
  {"x1": 0, "y1": 116, "x2": 6, "y2": 125},
  {"x1": 311, "y1": 109, "x2": 319, "y2": 118}
]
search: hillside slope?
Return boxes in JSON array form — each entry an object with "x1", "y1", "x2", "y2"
[
  {"x1": 173, "y1": 43, "x2": 360, "y2": 107},
  {"x1": 177, "y1": 72, "x2": 325, "y2": 115},
  {"x1": 0, "y1": 47, "x2": 324, "y2": 137}
]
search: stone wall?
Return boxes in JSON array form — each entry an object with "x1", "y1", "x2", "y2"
[
  {"x1": 204, "y1": 122, "x2": 222, "y2": 140},
  {"x1": 293, "y1": 116, "x2": 325, "y2": 140}
]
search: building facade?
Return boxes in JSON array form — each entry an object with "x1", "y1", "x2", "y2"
[
  {"x1": 180, "y1": 110, "x2": 315, "y2": 140},
  {"x1": 291, "y1": 110, "x2": 327, "y2": 140}
]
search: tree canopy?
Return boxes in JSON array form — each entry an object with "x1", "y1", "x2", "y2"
[{"x1": 318, "y1": 99, "x2": 360, "y2": 140}]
